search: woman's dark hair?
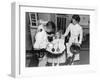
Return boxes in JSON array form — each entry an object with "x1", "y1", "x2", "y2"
[
  {"x1": 72, "y1": 15, "x2": 80, "y2": 23},
  {"x1": 46, "y1": 21, "x2": 56, "y2": 33}
]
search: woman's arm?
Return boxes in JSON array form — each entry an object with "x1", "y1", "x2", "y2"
[{"x1": 63, "y1": 24, "x2": 71, "y2": 37}]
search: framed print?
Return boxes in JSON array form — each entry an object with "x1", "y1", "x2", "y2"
[{"x1": 11, "y1": 2, "x2": 97, "y2": 78}]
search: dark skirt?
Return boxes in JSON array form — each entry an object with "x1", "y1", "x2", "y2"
[
  {"x1": 33, "y1": 48, "x2": 65, "y2": 58},
  {"x1": 46, "y1": 50, "x2": 65, "y2": 58}
]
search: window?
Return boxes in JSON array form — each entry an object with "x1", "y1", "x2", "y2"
[
  {"x1": 56, "y1": 14, "x2": 71, "y2": 34},
  {"x1": 29, "y1": 12, "x2": 38, "y2": 28}
]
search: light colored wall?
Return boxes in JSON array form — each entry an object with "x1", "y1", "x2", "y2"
[
  {"x1": 79, "y1": 15, "x2": 89, "y2": 27},
  {"x1": 38, "y1": 13, "x2": 51, "y2": 21}
]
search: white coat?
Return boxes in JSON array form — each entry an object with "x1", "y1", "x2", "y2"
[{"x1": 34, "y1": 24, "x2": 48, "y2": 49}]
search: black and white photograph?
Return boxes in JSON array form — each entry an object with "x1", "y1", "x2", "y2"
[
  {"x1": 25, "y1": 12, "x2": 90, "y2": 67},
  {"x1": 11, "y1": 2, "x2": 97, "y2": 77}
]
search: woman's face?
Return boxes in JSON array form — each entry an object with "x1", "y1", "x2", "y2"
[{"x1": 72, "y1": 19, "x2": 77, "y2": 25}]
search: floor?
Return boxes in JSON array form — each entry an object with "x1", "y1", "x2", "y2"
[
  {"x1": 80, "y1": 50, "x2": 89, "y2": 64},
  {"x1": 26, "y1": 49, "x2": 89, "y2": 67}
]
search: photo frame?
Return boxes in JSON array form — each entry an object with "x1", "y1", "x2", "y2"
[{"x1": 11, "y1": 2, "x2": 97, "y2": 78}]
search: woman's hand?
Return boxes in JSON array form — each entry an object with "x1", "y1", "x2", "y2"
[{"x1": 76, "y1": 43, "x2": 81, "y2": 47}]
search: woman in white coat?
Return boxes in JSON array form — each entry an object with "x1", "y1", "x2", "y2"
[{"x1": 63, "y1": 15, "x2": 83, "y2": 61}]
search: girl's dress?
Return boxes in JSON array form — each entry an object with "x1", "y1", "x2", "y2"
[{"x1": 46, "y1": 38, "x2": 66, "y2": 64}]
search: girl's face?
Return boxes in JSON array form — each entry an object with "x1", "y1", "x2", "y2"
[
  {"x1": 45, "y1": 25, "x2": 53, "y2": 32},
  {"x1": 72, "y1": 19, "x2": 77, "y2": 25},
  {"x1": 55, "y1": 32, "x2": 61, "y2": 39}
]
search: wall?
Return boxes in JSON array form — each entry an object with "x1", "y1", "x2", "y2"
[
  {"x1": 38, "y1": 13, "x2": 51, "y2": 21},
  {"x1": 26, "y1": 12, "x2": 33, "y2": 50}
]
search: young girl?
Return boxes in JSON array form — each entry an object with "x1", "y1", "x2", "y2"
[
  {"x1": 46, "y1": 31, "x2": 66, "y2": 66},
  {"x1": 34, "y1": 21, "x2": 56, "y2": 67},
  {"x1": 33, "y1": 20, "x2": 48, "y2": 67},
  {"x1": 63, "y1": 15, "x2": 83, "y2": 62}
]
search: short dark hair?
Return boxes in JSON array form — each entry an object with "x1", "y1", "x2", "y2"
[
  {"x1": 72, "y1": 15, "x2": 80, "y2": 23},
  {"x1": 46, "y1": 21, "x2": 56, "y2": 32}
]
